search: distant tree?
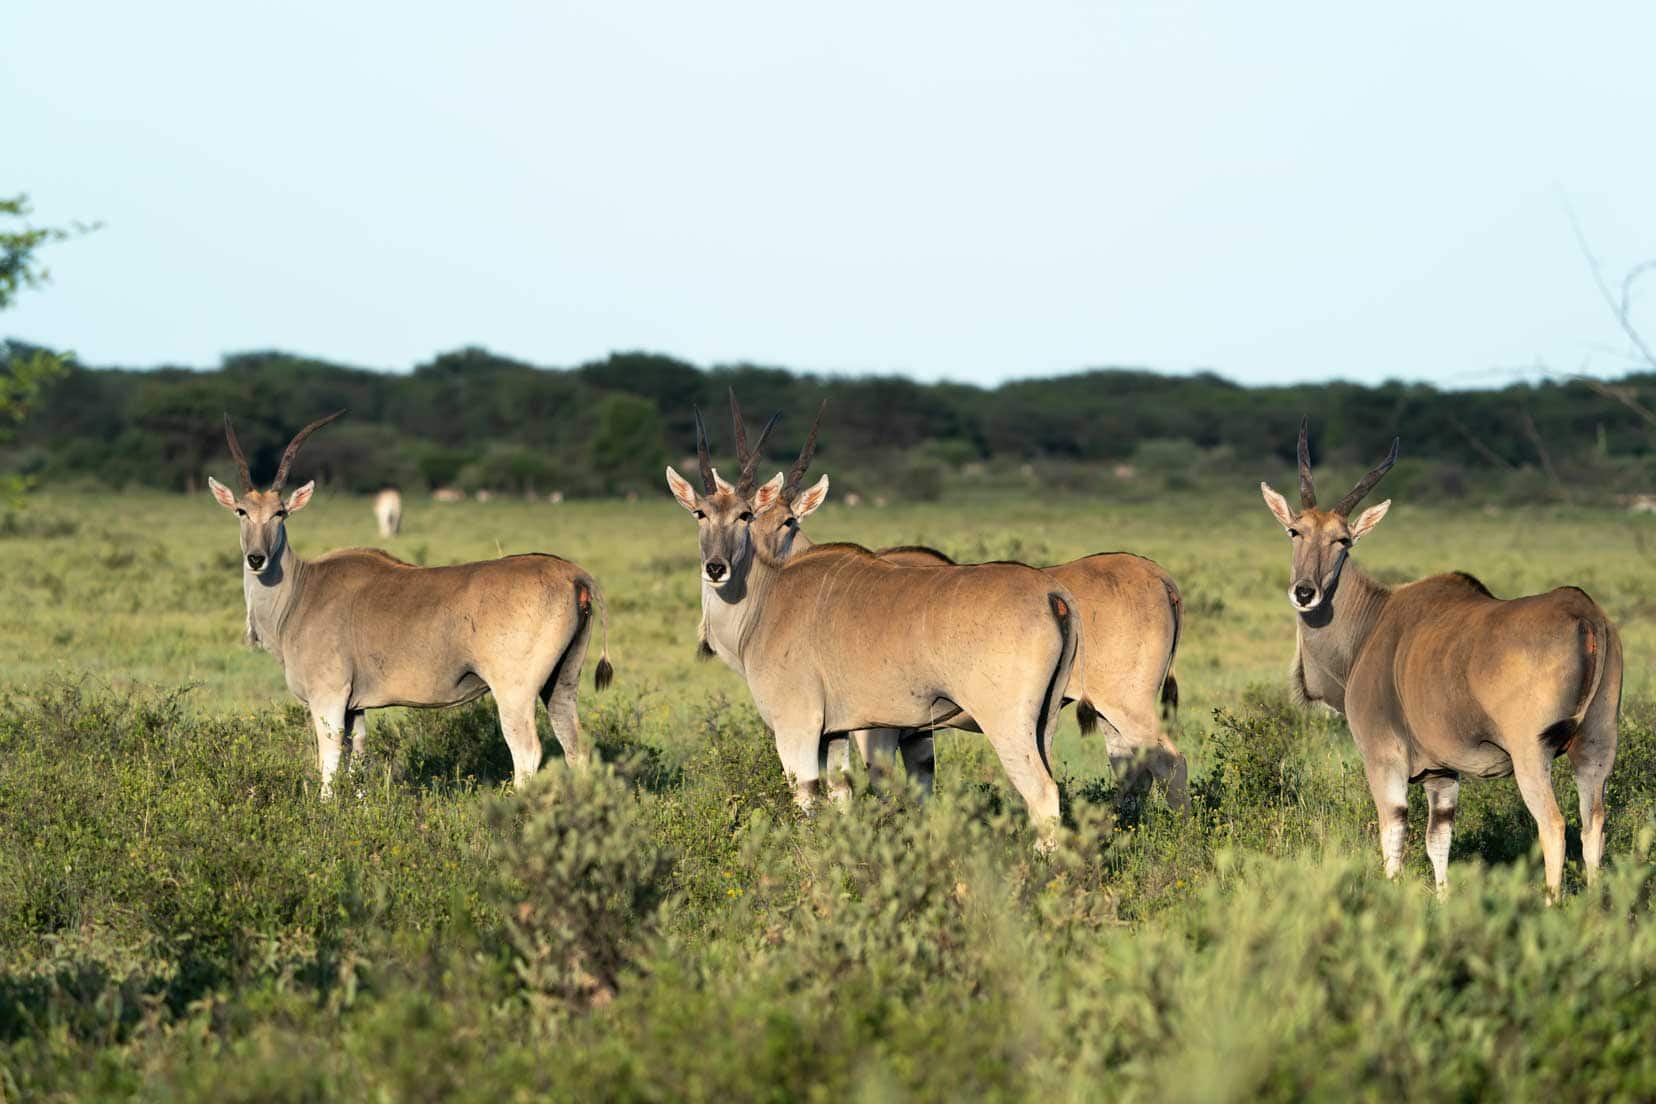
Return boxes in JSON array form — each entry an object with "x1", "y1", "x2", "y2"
[
  {"x1": 589, "y1": 393, "x2": 667, "y2": 493},
  {"x1": 2, "y1": 194, "x2": 96, "y2": 502}
]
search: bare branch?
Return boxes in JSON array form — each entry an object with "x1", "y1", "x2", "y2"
[
  {"x1": 1447, "y1": 416, "x2": 1518, "y2": 472},
  {"x1": 1563, "y1": 197, "x2": 1656, "y2": 373},
  {"x1": 1520, "y1": 409, "x2": 1569, "y2": 502},
  {"x1": 1572, "y1": 375, "x2": 1656, "y2": 430}
]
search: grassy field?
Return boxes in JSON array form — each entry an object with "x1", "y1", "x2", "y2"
[{"x1": 3, "y1": 486, "x2": 1655, "y2": 1100}]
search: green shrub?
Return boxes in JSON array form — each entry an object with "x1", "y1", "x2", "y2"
[
  {"x1": 490, "y1": 764, "x2": 669, "y2": 1014},
  {"x1": 647, "y1": 697, "x2": 795, "y2": 931}
]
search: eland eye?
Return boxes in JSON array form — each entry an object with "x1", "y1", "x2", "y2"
[
  {"x1": 783, "y1": 517, "x2": 799, "y2": 530},
  {"x1": 1286, "y1": 527, "x2": 1299, "y2": 538},
  {"x1": 235, "y1": 508, "x2": 247, "y2": 517},
  {"x1": 693, "y1": 509, "x2": 706, "y2": 520},
  {"x1": 738, "y1": 511, "x2": 753, "y2": 522},
  {"x1": 1336, "y1": 536, "x2": 1352, "y2": 548}
]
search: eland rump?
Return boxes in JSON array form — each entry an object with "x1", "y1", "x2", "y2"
[
  {"x1": 207, "y1": 412, "x2": 612, "y2": 796},
  {"x1": 666, "y1": 403, "x2": 1082, "y2": 831},
  {"x1": 836, "y1": 545, "x2": 1184, "y2": 808},
  {"x1": 1261, "y1": 424, "x2": 1620, "y2": 896}
]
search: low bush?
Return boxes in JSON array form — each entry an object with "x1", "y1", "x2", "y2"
[{"x1": 3, "y1": 682, "x2": 1654, "y2": 1100}]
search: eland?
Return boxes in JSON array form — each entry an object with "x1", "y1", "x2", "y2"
[
  {"x1": 208, "y1": 412, "x2": 612, "y2": 797},
  {"x1": 1261, "y1": 423, "x2": 1620, "y2": 896},
  {"x1": 698, "y1": 393, "x2": 1187, "y2": 809},
  {"x1": 666, "y1": 404, "x2": 1083, "y2": 830},
  {"x1": 374, "y1": 487, "x2": 403, "y2": 537}
]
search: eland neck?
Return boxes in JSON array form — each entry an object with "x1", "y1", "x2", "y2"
[
  {"x1": 244, "y1": 533, "x2": 306, "y2": 659},
  {"x1": 699, "y1": 528, "x2": 809, "y2": 676},
  {"x1": 1293, "y1": 559, "x2": 1390, "y2": 714}
]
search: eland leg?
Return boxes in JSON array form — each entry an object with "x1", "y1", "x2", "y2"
[
  {"x1": 974, "y1": 703, "x2": 1061, "y2": 835},
  {"x1": 825, "y1": 736, "x2": 854, "y2": 805},
  {"x1": 311, "y1": 697, "x2": 349, "y2": 799},
  {"x1": 1360, "y1": 754, "x2": 1410, "y2": 880},
  {"x1": 854, "y1": 728, "x2": 902, "y2": 794},
  {"x1": 1509, "y1": 741, "x2": 1567, "y2": 900},
  {"x1": 1570, "y1": 736, "x2": 1616, "y2": 884},
  {"x1": 343, "y1": 709, "x2": 367, "y2": 794},
  {"x1": 1423, "y1": 775, "x2": 1459, "y2": 895},
  {"x1": 497, "y1": 691, "x2": 544, "y2": 789},
  {"x1": 900, "y1": 734, "x2": 935, "y2": 800},
  {"x1": 541, "y1": 652, "x2": 591, "y2": 771},
  {"x1": 1569, "y1": 656, "x2": 1621, "y2": 884},
  {"x1": 776, "y1": 711, "x2": 827, "y2": 812}
]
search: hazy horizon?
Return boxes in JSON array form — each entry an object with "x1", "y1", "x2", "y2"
[{"x1": 5, "y1": 2, "x2": 1654, "y2": 388}]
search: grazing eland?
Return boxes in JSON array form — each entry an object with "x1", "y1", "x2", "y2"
[
  {"x1": 667, "y1": 403, "x2": 1084, "y2": 831},
  {"x1": 1261, "y1": 422, "x2": 1620, "y2": 896},
  {"x1": 208, "y1": 412, "x2": 612, "y2": 797}
]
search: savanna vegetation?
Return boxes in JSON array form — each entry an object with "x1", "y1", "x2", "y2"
[
  {"x1": 3, "y1": 487, "x2": 1655, "y2": 1101},
  {"x1": 8, "y1": 337, "x2": 1656, "y2": 505}
]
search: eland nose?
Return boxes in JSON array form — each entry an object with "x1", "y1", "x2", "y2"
[
  {"x1": 247, "y1": 553, "x2": 267, "y2": 571},
  {"x1": 1293, "y1": 584, "x2": 1316, "y2": 606},
  {"x1": 705, "y1": 561, "x2": 727, "y2": 582}
]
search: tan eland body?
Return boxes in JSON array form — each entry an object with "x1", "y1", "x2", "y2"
[
  {"x1": 1262, "y1": 425, "x2": 1620, "y2": 896},
  {"x1": 208, "y1": 414, "x2": 612, "y2": 796},
  {"x1": 667, "y1": 401, "x2": 1081, "y2": 829},
  {"x1": 832, "y1": 544, "x2": 1187, "y2": 808}
]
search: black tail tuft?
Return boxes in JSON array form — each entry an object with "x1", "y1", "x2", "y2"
[
  {"x1": 1076, "y1": 700, "x2": 1100, "y2": 735},
  {"x1": 696, "y1": 638, "x2": 716, "y2": 661},
  {"x1": 1161, "y1": 673, "x2": 1180, "y2": 719},
  {"x1": 594, "y1": 656, "x2": 615, "y2": 692}
]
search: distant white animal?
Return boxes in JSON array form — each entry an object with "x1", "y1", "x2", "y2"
[
  {"x1": 374, "y1": 488, "x2": 402, "y2": 537},
  {"x1": 432, "y1": 487, "x2": 463, "y2": 503}
]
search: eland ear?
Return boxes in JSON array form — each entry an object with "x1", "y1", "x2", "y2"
[
  {"x1": 793, "y1": 474, "x2": 830, "y2": 519},
  {"x1": 753, "y1": 472, "x2": 785, "y2": 511},
  {"x1": 665, "y1": 466, "x2": 700, "y2": 512},
  {"x1": 285, "y1": 481, "x2": 316, "y2": 514},
  {"x1": 1260, "y1": 482, "x2": 1295, "y2": 530},
  {"x1": 208, "y1": 476, "x2": 239, "y2": 511},
  {"x1": 1350, "y1": 499, "x2": 1390, "y2": 541}
]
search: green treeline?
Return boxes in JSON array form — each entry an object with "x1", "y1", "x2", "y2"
[{"x1": 5, "y1": 341, "x2": 1656, "y2": 500}]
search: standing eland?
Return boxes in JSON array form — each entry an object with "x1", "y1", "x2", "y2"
[
  {"x1": 666, "y1": 404, "x2": 1084, "y2": 831},
  {"x1": 374, "y1": 487, "x2": 402, "y2": 537},
  {"x1": 704, "y1": 392, "x2": 1186, "y2": 808},
  {"x1": 1261, "y1": 422, "x2": 1620, "y2": 896},
  {"x1": 207, "y1": 412, "x2": 613, "y2": 797}
]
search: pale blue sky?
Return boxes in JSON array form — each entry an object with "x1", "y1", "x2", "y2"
[{"x1": 4, "y1": 2, "x2": 1653, "y2": 385}]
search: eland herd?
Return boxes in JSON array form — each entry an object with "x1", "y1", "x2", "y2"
[{"x1": 210, "y1": 397, "x2": 1621, "y2": 898}]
